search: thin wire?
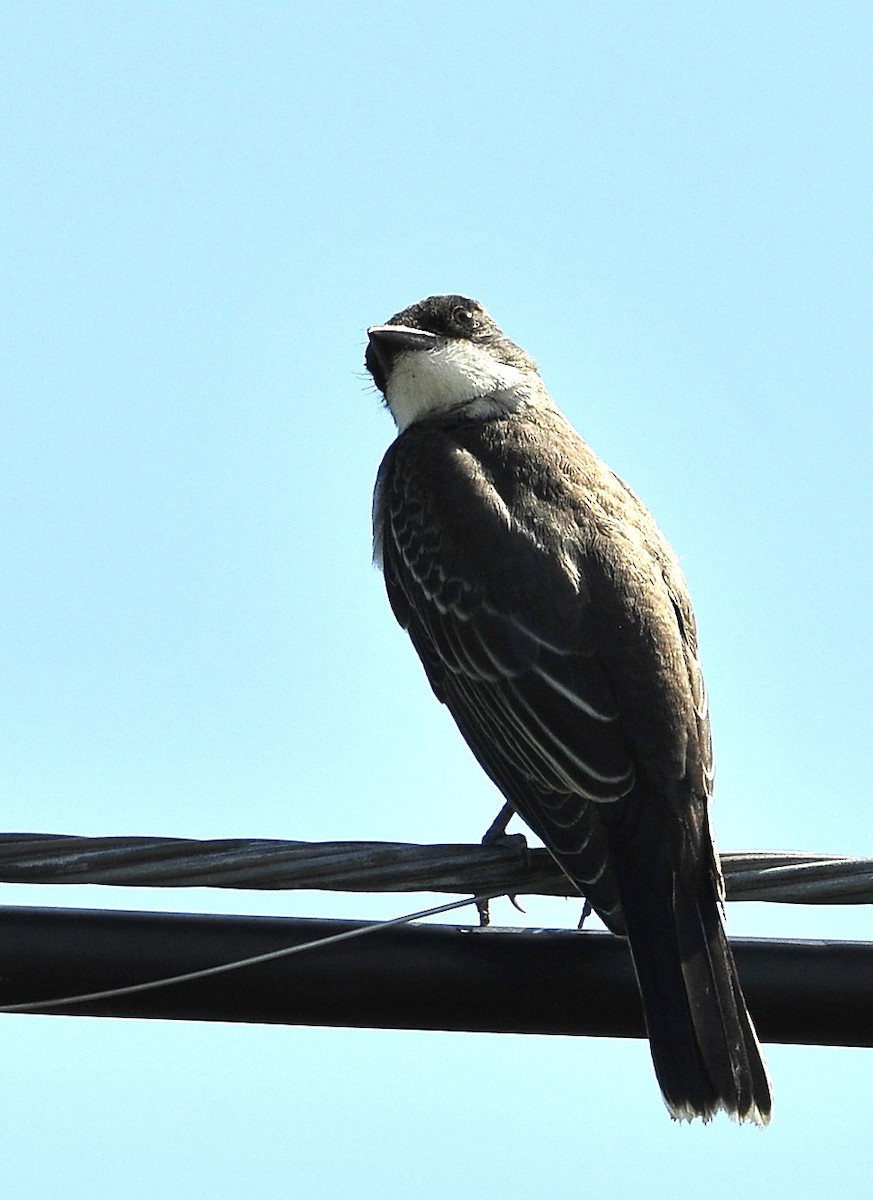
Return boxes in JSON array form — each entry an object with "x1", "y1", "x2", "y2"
[{"x1": 0, "y1": 892, "x2": 495, "y2": 1016}]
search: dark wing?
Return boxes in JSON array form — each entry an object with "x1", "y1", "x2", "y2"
[
  {"x1": 374, "y1": 426, "x2": 637, "y2": 927},
  {"x1": 664, "y1": 566, "x2": 715, "y2": 802}
]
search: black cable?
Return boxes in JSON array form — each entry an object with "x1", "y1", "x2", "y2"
[{"x1": 1, "y1": 905, "x2": 870, "y2": 1047}]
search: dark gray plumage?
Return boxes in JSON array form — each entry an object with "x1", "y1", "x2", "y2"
[{"x1": 365, "y1": 294, "x2": 772, "y2": 1124}]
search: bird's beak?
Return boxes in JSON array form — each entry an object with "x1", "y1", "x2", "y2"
[
  {"x1": 367, "y1": 324, "x2": 439, "y2": 353},
  {"x1": 366, "y1": 323, "x2": 439, "y2": 381}
]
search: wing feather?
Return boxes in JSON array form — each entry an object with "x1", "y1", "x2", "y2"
[{"x1": 376, "y1": 427, "x2": 639, "y2": 923}]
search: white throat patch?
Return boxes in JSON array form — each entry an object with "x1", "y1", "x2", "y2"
[{"x1": 385, "y1": 338, "x2": 530, "y2": 431}]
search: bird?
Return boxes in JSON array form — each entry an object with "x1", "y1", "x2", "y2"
[{"x1": 365, "y1": 293, "x2": 772, "y2": 1125}]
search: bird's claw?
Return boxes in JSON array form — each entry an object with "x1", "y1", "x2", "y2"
[{"x1": 478, "y1": 805, "x2": 530, "y2": 923}]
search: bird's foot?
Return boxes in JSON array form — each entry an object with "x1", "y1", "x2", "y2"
[
  {"x1": 481, "y1": 801, "x2": 516, "y2": 844},
  {"x1": 477, "y1": 804, "x2": 529, "y2": 924}
]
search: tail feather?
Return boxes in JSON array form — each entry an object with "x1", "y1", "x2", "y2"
[{"x1": 615, "y1": 862, "x2": 772, "y2": 1125}]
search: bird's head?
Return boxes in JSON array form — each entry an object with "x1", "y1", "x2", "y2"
[{"x1": 366, "y1": 295, "x2": 539, "y2": 431}]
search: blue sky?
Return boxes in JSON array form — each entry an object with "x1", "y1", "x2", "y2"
[{"x1": 2, "y1": 2, "x2": 871, "y2": 1195}]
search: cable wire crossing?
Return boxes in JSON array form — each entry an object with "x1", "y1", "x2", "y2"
[{"x1": 0, "y1": 891, "x2": 495, "y2": 1015}]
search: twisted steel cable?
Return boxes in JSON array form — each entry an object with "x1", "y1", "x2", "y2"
[{"x1": 0, "y1": 834, "x2": 870, "y2": 904}]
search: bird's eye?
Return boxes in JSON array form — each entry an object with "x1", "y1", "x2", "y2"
[{"x1": 451, "y1": 305, "x2": 477, "y2": 332}]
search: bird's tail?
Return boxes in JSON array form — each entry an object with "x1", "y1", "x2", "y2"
[{"x1": 614, "y1": 861, "x2": 772, "y2": 1125}]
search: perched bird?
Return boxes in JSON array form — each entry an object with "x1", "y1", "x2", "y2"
[{"x1": 365, "y1": 294, "x2": 772, "y2": 1124}]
